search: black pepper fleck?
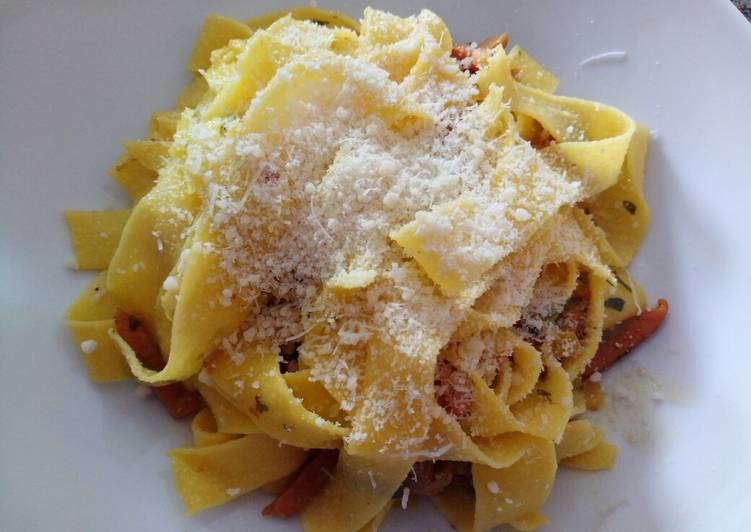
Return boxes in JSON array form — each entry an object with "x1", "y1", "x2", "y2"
[
  {"x1": 255, "y1": 396, "x2": 269, "y2": 413},
  {"x1": 623, "y1": 200, "x2": 637, "y2": 215},
  {"x1": 127, "y1": 315, "x2": 140, "y2": 331}
]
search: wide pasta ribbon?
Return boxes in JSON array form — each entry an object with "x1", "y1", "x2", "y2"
[
  {"x1": 205, "y1": 343, "x2": 348, "y2": 448},
  {"x1": 478, "y1": 47, "x2": 636, "y2": 195},
  {"x1": 64, "y1": 7, "x2": 657, "y2": 531}
]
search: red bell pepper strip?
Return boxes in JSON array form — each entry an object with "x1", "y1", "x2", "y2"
[
  {"x1": 583, "y1": 299, "x2": 669, "y2": 378},
  {"x1": 114, "y1": 309, "x2": 203, "y2": 419},
  {"x1": 262, "y1": 449, "x2": 339, "y2": 518}
]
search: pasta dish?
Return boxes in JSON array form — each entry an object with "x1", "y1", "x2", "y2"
[{"x1": 64, "y1": 7, "x2": 668, "y2": 531}]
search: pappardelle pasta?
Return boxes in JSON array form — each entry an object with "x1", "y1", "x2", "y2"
[{"x1": 64, "y1": 7, "x2": 668, "y2": 531}]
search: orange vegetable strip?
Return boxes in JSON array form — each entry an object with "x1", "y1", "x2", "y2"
[
  {"x1": 150, "y1": 383, "x2": 204, "y2": 419},
  {"x1": 114, "y1": 308, "x2": 203, "y2": 419},
  {"x1": 262, "y1": 449, "x2": 339, "y2": 518},
  {"x1": 583, "y1": 299, "x2": 669, "y2": 378}
]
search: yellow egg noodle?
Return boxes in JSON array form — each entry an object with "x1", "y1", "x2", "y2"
[{"x1": 64, "y1": 7, "x2": 655, "y2": 531}]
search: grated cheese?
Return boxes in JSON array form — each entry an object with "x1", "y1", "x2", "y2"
[
  {"x1": 368, "y1": 470, "x2": 377, "y2": 490},
  {"x1": 400, "y1": 487, "x2": 410, "y2": 510},
  {"x1": 579, "y1": 51, "x2": 628, "y2": 68},
  {"x1": 80, "y1": 339, "x2": 98, "y2": 354},
  {"x1": 197, "y1": 368, "x2": 212, "y2": 385},
  {"x1": 164, "y1": 15, "x2": 590, "y2": 454},
  {"x1": 162, "y1": 275, "x2": 179, "y2": 291}
]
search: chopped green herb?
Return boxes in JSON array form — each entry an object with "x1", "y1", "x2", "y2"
[
  {"x1": 544, "y1": 311, "x2": 560, "y2": 323},
  {"x1": 622, "y1": 200, "x2": 637, "y2": 215},
  {"x1": 255, "y1": 396, "x2": 269, "y2": 413},
  {"x1": 604, "y1": 297, "x2": 625, "y2": 311}
]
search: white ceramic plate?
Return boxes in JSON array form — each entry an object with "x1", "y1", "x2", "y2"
[{"x1": 2, "y1": 1, "x2": 750, "y2": 531}]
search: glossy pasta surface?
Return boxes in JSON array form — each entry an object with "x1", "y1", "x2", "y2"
[{"x1": 64, "y1": 7, "x2": 659, "y2": 531}]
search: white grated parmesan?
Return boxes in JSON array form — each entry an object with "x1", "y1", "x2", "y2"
[
  {"x1": 400, "y1": 487, "x2": 410, "y2": 510},
  {"x1": 159, "y1": 15, "x2": 592, "y2": 455},
  {"x1": 368, "y1": 470, "x2": 377, "y2": 490},
  {"x1": 197, "y1": 369, "x2": 212, "y2": 385},
  {"x1": 80, "y1": 339, "x2": 98, "y2": 354},
  {"x1": 162, "y1": 275, "x2": 179, "y2": 291},
  {"x1": 579, "y1": 51, "x2": 628, "y2": 68}
]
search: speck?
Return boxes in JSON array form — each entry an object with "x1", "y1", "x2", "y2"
[
  {"x1": 226, "y1": 487, "x2": 241, "y2": 497},
  {"x1": 90, "y1": 288, "x2": 104, "y2": 303},
  {"x1": 487, "y1": 481, "x2": 500, "y2": 494},
  {"x1": 334, "y1": 107, "x2": 350, "y2": 120},
  {"x1": 512, "y1": 208, "x2": 531, "y2": 221},
  {"x1": 162, "y1": 275, "x2": 179, "y2": 291},
  {"x1": 579, "y1": 50, "x2": 628, "y2": 68},
  {"x1": 198, "y1": 369, "x2": 212, "y2": 385},
  {"x1": 80, "y1": 339, "x2": 98, "y2": 354},
  {"x1": 243, "y1": 327, "x2": 257, "y2": 342},
  {"x1": 401, "y1": 487, "x2": 410, "y2": 510},
  {"x1": 219, "y1": 288, "x2": 233, "y2": 307}
]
